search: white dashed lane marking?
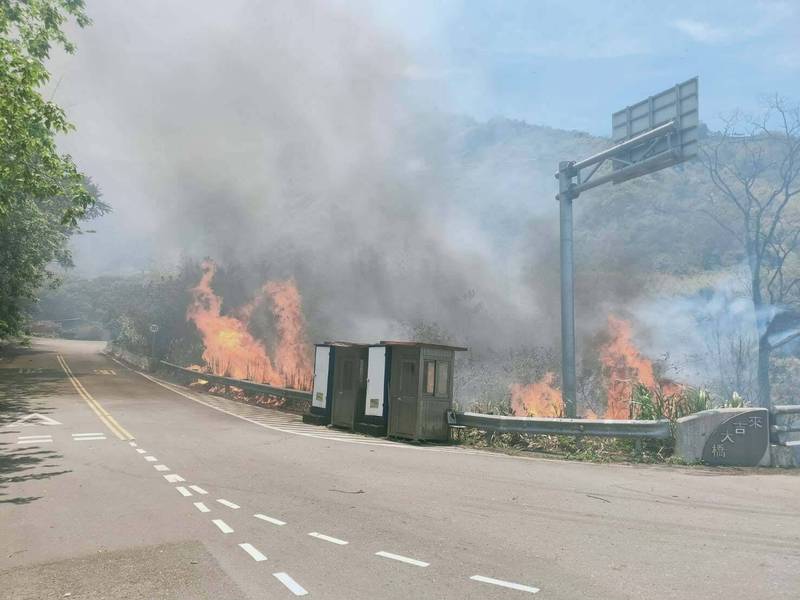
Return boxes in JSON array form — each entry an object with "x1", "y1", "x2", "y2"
[
  {"x1": 136, "y1": 449, "x2": 147, "y2": 454},
  {"x1": 273, "y1": 572, "x2": 308, "y2": 596},
  {"x1": 308, "y1": 532, "x2": 348, "y2": 545},
  {"x1": 212, "y1": 519, "x2": 233, "y2": 534},
  {"x1": 470, "y1": 575, "x2": 540, "y2": 594},
  {"x1": 16, "y1": 435, "x2": 52, "y2": 444},
  {"x1": 188, "y1": 485, "x2": 208, "y2": 495},
  {"x1": 194, "y1": 502, "x2": 210, "y2": 513},
  {"x1": 154, "y1": 464, "x2": 170, "y2": 472},
  {"x1": 164, "y1": 474, "x2": 185, "y2": 483},
  {"x1": 375, "y1": 551, "x2": 429, "y2": 567},
  {"x1": 144, "y1": 456, "x2": 157, "y2": 462},
  {"x1": 254, "y1": 514, "x2": 286, "y2": 526},
  {"x1": 239, "y1": 543, "x2": 267, "y2": 562},
  {"x1": 176, "y1": 486, "x2": 192, "y2": 497},
  {"x1": 216, "y1": 499, "x2": 240, "y2": 509},
  {"x1": 129, "y1": 442, "x2": 137, "y2": 447}
]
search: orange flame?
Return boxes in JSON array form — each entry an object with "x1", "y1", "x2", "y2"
[
  {"x1": 600, "y1": 315, "x2": 655, "y2": 419},
  {"x1": 510, "y1": 315, "x2": 680, "y2": 419},
  {"x1": 187, "y1": 260, "x2": 312, "y2": 390},
  {"x1": 510, "y1": 372, "x2": 563, "y2": 417},
  {"x1": 262, "y1": 280, "x2": 311, "y2": 382}
]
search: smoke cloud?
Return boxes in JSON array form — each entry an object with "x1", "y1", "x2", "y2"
[
  {"x1": 51, "y1": 0, "x2": 568, "y2": 350},
  {"x1": 50, "y1": 1, "x2": 754, "y2": 405}
]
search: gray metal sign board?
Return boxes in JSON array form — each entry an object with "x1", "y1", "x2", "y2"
[{"x1": 610, "y1": 77, "x2": 699, "y2": 183}]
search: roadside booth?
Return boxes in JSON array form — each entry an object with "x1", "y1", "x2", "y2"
[
  {"x1": 304, "y1": 342, "x2": 369, "y2": 429},
  {"x1": 379, "y1": 341, "x2": 467, "y2": 441},
  {"x1": 305, "y1": 340, "x2": 467, "y2": 441}
]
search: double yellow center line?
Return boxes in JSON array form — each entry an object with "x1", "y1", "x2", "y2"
[{"x1": 57, "y1": 354, "x2": 134, "y2": 441}]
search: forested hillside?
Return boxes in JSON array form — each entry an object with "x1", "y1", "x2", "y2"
[{"x1": 34, "y1": 110, "x2": 800, "y2": 412}]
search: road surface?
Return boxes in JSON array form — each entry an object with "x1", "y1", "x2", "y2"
[{"x1": 1, "y1": 338, "x2": 798, "y2": 599}]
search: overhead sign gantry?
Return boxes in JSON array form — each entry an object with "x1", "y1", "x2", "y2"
[{"x1": 556, "y1": 77, "x2": 699, "y2": 418}]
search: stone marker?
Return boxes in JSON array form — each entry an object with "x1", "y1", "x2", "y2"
[
  {"x1": 675, "y1": 407, "x2": 769, "y2": 466},
  {"x1": 701, "y1": 409, "x2": 769, "y2": 466}
]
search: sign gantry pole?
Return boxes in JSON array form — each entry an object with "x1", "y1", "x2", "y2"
[
  {"x1": 558, "y1": 161, "x2": 577, "y2": 419},
  {"x1": 554, "y1": 77, "x2": 699, "y2": 420}
]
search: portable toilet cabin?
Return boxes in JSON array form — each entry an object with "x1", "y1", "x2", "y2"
[
  {"x1": 378, "y1": 341, "x2": 467, "y2": 441},
  {"x1": 304, "y1": 342, "x2": 369, "y2": 429}
]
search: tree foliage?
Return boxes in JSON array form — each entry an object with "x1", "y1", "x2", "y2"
[
  {"x1": 0, "y1": 0, "x2": 100, "y2": 337},
  {"x1": 34, "y1": 262, "x2": 205, "y2": 364},
  {"x1": 0, "y1": 182, "x2": 106, "y2": 336}
]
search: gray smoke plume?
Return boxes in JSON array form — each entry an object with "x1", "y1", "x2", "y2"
[
  {"x1": 49, "y1": 1, "x2": 759, "y2": 406},
  {"x1": 51, "y1": 0, "x2": 566, "y2": 350}
]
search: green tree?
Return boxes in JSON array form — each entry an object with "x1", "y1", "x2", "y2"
[
  {"x1": 1, "y1": 0, "x2": 94, "y2": 223},
  {"x1": 0, "y1": 1, "x2": 99, "y2": 337},
  {"x1": 0, "y1": 181, "x2": 107, "y2": 337}
]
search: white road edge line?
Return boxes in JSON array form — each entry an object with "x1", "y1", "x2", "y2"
[
  {"x1": 154, "y1": 464, "x2": 170, "y2": 472},
  {"x1": 308, "y1": 532, "x2": 348, "y2": 545},
  {"x1": 254, "y1": 513, "x2": 286, "y2": 526},
  {"x1": 131, "y1": 368, "x2": 406, "y2": 449},
  {"x1": 144, "y1": 456, "x2": 157, "y2": 462},
  {"x1": 194, "y1": 502, "x2": 210, "y2": 513},
  {"x1": 470, "y1": 575, "x2": 540, "y2": 594},
  {"x1": 188, "y1": 485, "x2": 208, "y2": 495},
  {"x1": 176, "y1": 486, "x2": 192, "y2": 497},
  {"x1": 239, "y1": 543, "x2": 267, "y2": 562},
  {"x1": 375, "y1": 551, "x2": 429, "y2": 567},
  {"x1": 273, "y1": 572, "x2": 308, "y2": 596},
  {"x1": 212, "y1": 519, "x2": 233, "y2": 533},
  {"x1": 115, "y1": 357, "x2": 552, "y2": 464},
  {"x1": 164, "y1": 474, "x2": 185, "y2": 483},
  {"x1": 217, "y1": 499, "x2": 240, "y2": 509}
]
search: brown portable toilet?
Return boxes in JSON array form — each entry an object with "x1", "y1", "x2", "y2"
[
  {"x1": 304, "y1": 342, "x2": 368, "y2": 429},
  {"x1": 328, "y1": 342, "x2": 370, "y2": 430},
  {"x1": 379, "y1": 341, "x2": 467, "y2": 441}
]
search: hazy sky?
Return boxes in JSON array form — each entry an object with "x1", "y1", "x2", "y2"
[{"x1": 361, "y1": 0, "x2": 800, "y2": 133}]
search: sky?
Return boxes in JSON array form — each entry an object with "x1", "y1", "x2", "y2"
[{"x1": 359, "y1": 0, "x2": 800, "y2": 134}]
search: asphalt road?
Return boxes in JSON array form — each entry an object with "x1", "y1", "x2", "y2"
[{"x1": 1, "y1": 338, "x2": 798, "y2": 599}]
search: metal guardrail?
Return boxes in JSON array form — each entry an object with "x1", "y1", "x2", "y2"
[
  {"x1": 770, "y1": 405, "x2": 800, "y2": 444},
  {"x1": 448, "y1": 411, "x2": 672, "y2": 440},
  {"x1": 160, "y1": 360, "x2": 313, "y2": 403},
  {"x1": 771, "y1": 405, "x2": 800, "y2": 416}
]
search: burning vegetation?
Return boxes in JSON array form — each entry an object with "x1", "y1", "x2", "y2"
[
  {"x1": 512, "y1": 315, "x2": 683, "y2": 419},
  {"x1": 186, "y1": 260, "x2": 312, "y2": 390}
]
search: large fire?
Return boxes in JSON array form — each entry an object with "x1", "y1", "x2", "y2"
[
  {"x1": 600, "y1": 316, "x2": 655, "y2": 419},
  {"x1": 187, "y1": 260, "x2": 312, "y2": 390},
  {"x1": 511, "y1": 315, "x2": 680, "y2": 419},
  {"x1": 510, "y1": 373, "x2": 562, "y2": 417}
]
